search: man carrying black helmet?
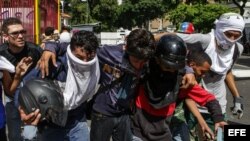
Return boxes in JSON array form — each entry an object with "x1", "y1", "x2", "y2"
[{"x1": 19, "y1": 30, "x2": 100, "y2": 141}]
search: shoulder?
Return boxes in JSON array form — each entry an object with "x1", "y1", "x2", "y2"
[
  {"x1": 177, "y1": 33, "x2": 211, "y2": 48},
  {"x1": 25, "y1": 41, "x2": 39, "y2": 48},
  {"x1": 97, "y1": 44, "x2": 124, "y2": 68},
  {"x1": 0, "y1": 43, "x2": 8, "y2": 52},
  {"x1": 25, "y1": 42, "x2": 43, "y2": 52},
  {"x1": 97, "y1": 44, "x2": 124, "y2": 59}
]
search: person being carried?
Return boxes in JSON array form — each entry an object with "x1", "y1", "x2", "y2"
[
  {"x1": 171, "y1": 50, "x2": 228, "y2": 141},
  {"x1": 131, "y1": 35, "x2": 226, "y2": 141},
  {"x1": 155, "y1": 12, "x2": 245, "y2": 132}
]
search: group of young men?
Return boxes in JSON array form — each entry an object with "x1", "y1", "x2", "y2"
[{"x1": 0, "y1": 11, "x2": 245, "y2": 141}]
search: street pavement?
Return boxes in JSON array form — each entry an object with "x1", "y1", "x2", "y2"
[{"x1": 226, "y1": 54, "x2": 250, "y2": 125}]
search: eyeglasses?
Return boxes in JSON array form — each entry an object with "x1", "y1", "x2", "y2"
[{"x1": 8, "y1": 30, "x2": 27, "y2": 38}]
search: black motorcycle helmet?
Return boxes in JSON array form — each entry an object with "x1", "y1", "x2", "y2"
[
  {"x1": 18, "y1": 78, "x2": 67, "y2": 126},
  {"x1": 155, "y1": 34, "x2": 187, "y2": 70}
]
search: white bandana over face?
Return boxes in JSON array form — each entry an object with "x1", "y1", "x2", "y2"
[
  {"x1": 64, "y1": 46, "x2": 100, "y2": 110},
  {"x1": 214, "y1": 12, "x2": 245, "y2": 50}
]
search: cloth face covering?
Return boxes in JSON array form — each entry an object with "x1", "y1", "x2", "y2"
[{"x1": 214, "y1": 13, "x2": 245, "y2": 50}]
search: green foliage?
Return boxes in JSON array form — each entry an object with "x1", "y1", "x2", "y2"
[
  {"x1": 92, "y1": 0, "x2": 119, "y2": 31},
  {"x1": 168, "y1": 4, "x2": 235, "y2": 33},
  {"x1": 66, "y1": 0, "x2": 90, "y2": 25},
  {"x1": 64, "y1": 0, "x2": 241, "y2": 33},
  {"x1": 116, "y1": 0, "x2": 169, "y2": 29}
]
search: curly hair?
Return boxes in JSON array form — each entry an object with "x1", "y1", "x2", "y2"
[{"x1": 70, "y1": 30, "x2": 99, "y2": 53}]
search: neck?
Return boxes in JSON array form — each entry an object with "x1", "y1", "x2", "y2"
[{"x1": 8, "y1": 44, "x2": 24, "y2": 54}]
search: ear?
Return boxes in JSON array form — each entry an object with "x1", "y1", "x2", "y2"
[
  {"x1": 189, "y1": 61, "x2": 196, "y2": 67},
  {"x1": 2, "y1": 33, "x2": 9, "y2": 42}
]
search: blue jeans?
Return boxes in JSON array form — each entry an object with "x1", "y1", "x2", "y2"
[
  {"x1": 5, "y1": 101, "x2": 22, "y2": 141},
  {"x1": 38, "y1": 121, "x2": 90, "y2": 141},
  {"x1": 22, "y1": 125, "x2": 38, "y2": 140},
  {"x1": 90, "y1": 111, "x2": 132, "y2": 141},
  {"x1": 171, "y1": 122, "x2": 190, "y2": 141},
  {"x1": 6, "y1": 101, "x2": 38, "y2": 141}
]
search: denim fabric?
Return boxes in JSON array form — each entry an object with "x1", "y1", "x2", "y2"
[
  {"x1": 90, "y1": 112, "x2": 132, "y2": 141},
  {"x1": 171, "y1": 122, "x2": 190, "y2": 141},
  {"x1": 38, "y1": 121, "x2": 90, "y2": 141},
  {"x1": 5, "y1": 101, "x2": 22, "y2": 141},
  {"x1": 22, "y1": 125, "x2": 38, "y2": 140}
]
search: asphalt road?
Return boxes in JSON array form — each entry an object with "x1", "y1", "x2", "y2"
[{"x1": 226, "y1": 55, "x2": 250, "y2": 125}]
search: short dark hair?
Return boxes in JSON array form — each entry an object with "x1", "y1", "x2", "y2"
[
  {"x1": 44, "y1": 27, "x2": 55, "y2": 36},
  {"x1": 70, "y1": 30, "x2": 99, "y2": 53},
  {"x1": 187, "y1": 51, "x2": 212, "y2": 66},
  {"x1": 1, "y1": 17, "x2": 22, "y2": 34},
  {"x1": 126, "y1": 28, "x2": 155, "y2": 59},
  {"x1": 61, "y1": 25, "x2": 70, "y2": 33}
]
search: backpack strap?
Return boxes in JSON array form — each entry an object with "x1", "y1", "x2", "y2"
[{"x1": 232, "y1": 43, "x2": 239, "y2": 66}]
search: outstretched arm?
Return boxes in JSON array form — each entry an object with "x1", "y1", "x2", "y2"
[
  {"x1": 185, "y1": 98, "x2": 215, "y2": 140},
  {"x1": 36, "y1": 42, "x2": 68, "y2": 78}
]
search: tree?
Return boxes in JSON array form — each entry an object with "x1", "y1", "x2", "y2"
[
  {"x1": 168, "y1": 4, "x2": 233, "y2": 33},
  {"x1": 116, "y1": 0, "x2": 170, "y2": 29},
  {"x1": 62, "y1": 0, "x2": 90, "y2": 25},
  {"x1": 92, "y1": 0, "x2": 119, "y2": 31}
]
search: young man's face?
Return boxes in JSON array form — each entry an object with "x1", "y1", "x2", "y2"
[
  {"x1": 5, "y1": 24, "x2": 26, "y2": 49},
  {"x1": 190, "y1": 61, "x2": 211, "y2": 78},
  {"x1": 224, "y1": 30, "x2": 242, "y2": 41},
  {"x1": 71, "y1": 46, "x2": 95, "y2": 62},
  {"x1": 128, "y1": 55, "x2": 147, "y2": 71}
]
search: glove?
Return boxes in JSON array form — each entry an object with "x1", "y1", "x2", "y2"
[{"x1": 231, "y1": 96, "x2": 244, "y2": 119}]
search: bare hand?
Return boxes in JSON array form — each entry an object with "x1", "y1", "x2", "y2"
[
  {"x1": 15, "y1": 57, "x2": 33, "y2": 77},
  {"x1": 199, "y1": 121, "x2": 215, "y2": 140},
  {"x1": 214, "y1": 121, "x2": 228, "y2": 132},
  {"x1": 180, "y1": 73, "x2": 197, "y2": 89},
  {"x1": 36, "y1": 50, "x2": 57, "y2": 78},
  {"x1": 19, "y1": 107, "x2": 41, "y2": 126}
]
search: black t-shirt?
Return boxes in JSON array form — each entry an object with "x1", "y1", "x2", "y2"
[{"x1": 0, "y1": 42, "x2": 42, "y2": 77}]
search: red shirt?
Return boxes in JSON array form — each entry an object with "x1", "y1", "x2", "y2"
[{"x1": 135, "y1": 84, "x2": 216, "y2": 117}]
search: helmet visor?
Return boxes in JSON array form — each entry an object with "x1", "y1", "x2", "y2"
[{"x1": 158, "y1": 54, "x2": 186, "y2": 70}]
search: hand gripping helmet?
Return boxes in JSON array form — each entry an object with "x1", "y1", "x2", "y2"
[
  {"x1": 155, "y1": 34, "x2": 187, "y2": 70},
  {"x1": 178, "y1": 22, "x2": 195, "y2": 34},
  {"x1": 18, "y1": 78, "x2": 67, "y2": 126}
]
